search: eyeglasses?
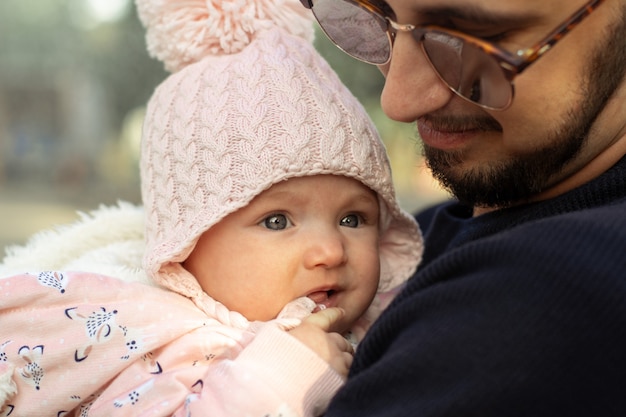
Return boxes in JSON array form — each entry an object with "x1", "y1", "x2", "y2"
[{"x1": 300, "y1": 0, "x2": 605, "y2": 110}]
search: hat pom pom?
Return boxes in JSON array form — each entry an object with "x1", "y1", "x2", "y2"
[{"x1": 135, "y1": 0, "x2": 315, "y2": 73}]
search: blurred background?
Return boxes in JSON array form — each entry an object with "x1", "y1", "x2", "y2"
[{"x1": 0, "y1": 0, "x2": 448, "y2": 254}]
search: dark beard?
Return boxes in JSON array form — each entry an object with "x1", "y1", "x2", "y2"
[{"x1": 423, "y1": 7, "x2": 626, "y2": 209}]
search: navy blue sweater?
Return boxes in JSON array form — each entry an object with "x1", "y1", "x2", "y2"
[{"x1": 326, "y1": 156, "x2": 626, "y2": 416}]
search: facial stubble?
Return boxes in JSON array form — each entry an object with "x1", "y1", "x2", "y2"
[{"x1": 422, "y1": 8, "x2": 626, "y2": 208}]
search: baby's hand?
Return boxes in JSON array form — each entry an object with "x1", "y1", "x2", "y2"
[{"x1": 288, "y1": 307, "x2": 354, "y2": 379}]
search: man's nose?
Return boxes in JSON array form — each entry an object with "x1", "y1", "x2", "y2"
[{"x1": 379, "y1": 32, "x2": 454, "y2": 122}]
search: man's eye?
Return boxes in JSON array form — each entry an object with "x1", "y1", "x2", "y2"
[
  {"x1": 262, "y1": 214, "x2": 290, "y2": 230},
  {"x1": 340, "y1": 214, "x2": 362, "y2": 228},
  {"x1": 478, "y1": 32, "x2": 507, "y2": 43}
]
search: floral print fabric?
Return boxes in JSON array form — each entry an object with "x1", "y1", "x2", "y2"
[{"x1": 0, "y1": 271, "x2": 342, "y2": 416}]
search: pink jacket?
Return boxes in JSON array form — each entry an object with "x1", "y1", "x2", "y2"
[{"x1": 0, "y1": 271, "x2": 343, "y2": 416}]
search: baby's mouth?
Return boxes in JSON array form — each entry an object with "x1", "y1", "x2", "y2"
[{"x1": 307, "y1": 290, "x2": 336, "y2": 312}]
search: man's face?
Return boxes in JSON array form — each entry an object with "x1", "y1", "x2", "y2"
[{"x1": 379, "y1": 0, "x2": 626, "y2": 208}]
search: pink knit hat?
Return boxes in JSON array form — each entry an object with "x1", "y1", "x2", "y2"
[{"x1": 137, "y1": 0, "x2": 423, "y2": 302}]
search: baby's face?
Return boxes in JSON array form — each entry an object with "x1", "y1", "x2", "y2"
[{"x1": 183, "y1": 174, "x2": 381, "y2": 333}]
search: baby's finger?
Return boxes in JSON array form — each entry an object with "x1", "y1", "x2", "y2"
[
  {"x1": 329, "y1": 332, "x2": 354, "y2": 355},
  {"x1": 301, "y1": 307, "x2": 345, "y2": 332}
]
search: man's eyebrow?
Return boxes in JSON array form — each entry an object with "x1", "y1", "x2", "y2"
[{"x1": 420, "y1": 6, "x2": 539, "y2": 26}]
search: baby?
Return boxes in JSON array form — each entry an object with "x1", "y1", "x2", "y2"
[{"x1": 0, "y1": 1, "x2": 422, "y2": 415}]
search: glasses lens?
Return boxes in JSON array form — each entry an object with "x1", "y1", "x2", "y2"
[
  {"x1": 311, "y1": 0, "x2": 390, "y2": 64},
  {"x1": 421, "y1": 31, "x2": 513, "y2": 109}
]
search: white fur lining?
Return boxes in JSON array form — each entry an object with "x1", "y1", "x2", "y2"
[{"x1": 0, "y1": 201, "x2": 153, "y2": 286}]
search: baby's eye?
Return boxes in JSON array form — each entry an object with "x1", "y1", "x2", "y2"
[
  {"x1": 261, "y1": 214, "x2": 291, "y2": 230},
  {"x1": 340, "y1": 214, "x2": 362, "y2": 228}
]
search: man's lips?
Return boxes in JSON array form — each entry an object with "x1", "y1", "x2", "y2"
[{"x1": 417, "y1": 116, "x2": 502, "y2": 150}]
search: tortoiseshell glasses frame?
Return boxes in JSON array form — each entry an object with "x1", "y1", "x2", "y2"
[{"x1": 300, "y1": 0, "x2": 606, "y2": 110}]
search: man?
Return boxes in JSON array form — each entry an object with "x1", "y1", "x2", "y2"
[{"x1": 301, "y1": 0, "x2": 626, "y2": 415}]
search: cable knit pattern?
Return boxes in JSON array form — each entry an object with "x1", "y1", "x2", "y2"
[{"x1": 141, "y1": 28, "x2": 422, "y2": 303}]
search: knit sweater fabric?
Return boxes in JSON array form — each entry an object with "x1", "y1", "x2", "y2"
[{"x1": 326, "y1": 155, "x2": 626, "y2": 416}]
